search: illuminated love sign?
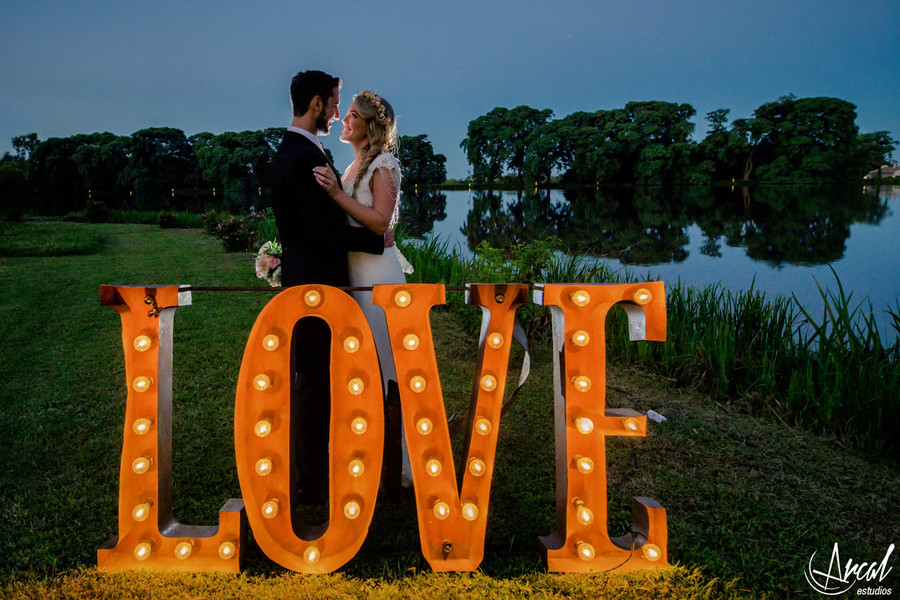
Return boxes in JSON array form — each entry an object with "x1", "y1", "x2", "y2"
[{"x1": 97, "y1": 282, "x2": 668, "y2": 574}]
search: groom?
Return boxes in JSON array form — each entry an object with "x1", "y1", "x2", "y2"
[{"x1": 271, "y1": 69, "x2": 384, "y2": 506}]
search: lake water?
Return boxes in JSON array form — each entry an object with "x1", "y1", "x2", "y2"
[{"x1": 400, "y1": 185, "x2": 900, "y2": 341}]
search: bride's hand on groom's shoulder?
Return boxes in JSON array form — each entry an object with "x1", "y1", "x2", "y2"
[{"x1": 312, "y1": 166, "x2": 339, "y2": 197}]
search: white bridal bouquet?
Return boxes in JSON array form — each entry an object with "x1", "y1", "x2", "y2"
[{"x1": 255, "y1": 240, "x2": 282, "y2": 287}]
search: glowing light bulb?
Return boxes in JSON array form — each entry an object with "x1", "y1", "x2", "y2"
[
  {"x1": 571, "y1": 330, "x2": 590, "y2": 347},
  {"x1": 433, "y1": 501, "x2": 450, "y2": 520},
  {"x1": 394, "y1": 290, "x2": 411, "y2": 307},
  {"x1": 351, "y1": 417, "x2": 368, "y2": 435},
  {"x1": 572, "y1": 376, "x2": 592, "y2": 392},
  {"x1": 575, "y1": 417, "x2": 594, "y2": 434},
  {"x1": 174, "y1": 540, "x2": 194, "y2": 560},
  {"x1": 416, "y1": 417, "x2": 433, "y2": 435},
  {"x1": 403, "y1": 334, "x2": 420, "y2": 350},
  {"x1": 575, "y1": 456, "x2": 595, "y2": 474},
  {"x1": 343, "y1": 500, "x2": 361, "y2": 520},
  {"x1": 261, "y1": 499, "x2": 279, "y2": 519},
  {"x1": 632, "y1": 288, "x2": 653, "y2": 305},
  {"x1": 475, "y1": 418, "x2": 492, "y2": 436},
  {"x1": 487, "y1": 333, "x2": 504, "y2": 349},
  {"x1": 132, "y1": 500, "x2": 153, "y2": 522},
  {"x1": 571, "y1": 289, "x2": 591, "y2": 306},
  {"x1": 425, "y1": 458, "x2": 442, "y2": 476},
  {"x1": 253, "y1": 374, "x2": 271, "y2": 391},
  {"x1": 304, "y1": 546, "x2": 320, "y2": 564},
  {"x1": 348, "y1": 459, "x2": 364, "y2": 478},
  {"x1": 132, "y1": 376, "x2": 152, "y2": 393},
  {"x1": 348, "y1": 378, "x2": 365, "y2": 395},
  {"x1": 218, "y1": 541, "x2": 236, "y2": 560},
  {"x1": 468, "y1": 458, "x2": 486, "y2": 477},
  {"x1": 410, "y1": 375, "x2": 426, "y2": 393},
  {"x1": 132, "y1": 456, "x2": 152, "y2": 474},
  {"x1": 133, "y1": 541, "x2": 153, "y2": 561},
  {"x1": 262, "y1": 334, "x2": 280, "y2": 351},
  {"x1": 132, "y1": 418, "x2": 152, "y2": 435},
  {"x1": 304, "y1": 290, "x2": 321, "y2": 307},
  {"x1": 623, "y1": 417, "x2": 641, "y2": 432},
  {"x1": 462, "y1": 502, "x2": 479, "y2": 521},
  {"x1": 343, "y1": 336, "x2": 360, "y2": 353},
  {"x1": 480, "y1": 375, "x2": 497, "y2": 392},
  {"x1": 574, "y1": 500, "x2": 594, "y2": 525},
  {"x1": 133, "y1": 335, "x2": 152, "y2": 352},
  {"x1": 255, "y1": 457, "x2": 273, "y2": 476},
  {"x1": 576, "y1": 540, "x2": 595, "y2": 561},
  {"x1": 642, "y1": 543, "x2": 662, "y2": 561},
  {"x1": 254, "y1": 419, "x2": 272, "y2": 437}
]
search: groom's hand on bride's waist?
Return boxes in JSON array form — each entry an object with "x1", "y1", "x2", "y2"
[{"x1": 384, "y1": 228, "x2": 395, "y2": 248}]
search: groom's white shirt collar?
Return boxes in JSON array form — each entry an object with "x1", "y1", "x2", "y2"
[{"x1": 287, "y1": 126, "x2": 326, "y2": 157}]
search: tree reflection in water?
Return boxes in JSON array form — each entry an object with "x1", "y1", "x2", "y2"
[
  {"x1": 453, "y1": 185, "x2": 888, "y2": 267},
  {"x1": 459, "y1": 190, "x2": 569, "y2": 250},
  {"x1": 398, "y1": 189, "x2": 448, "y2": 238}
]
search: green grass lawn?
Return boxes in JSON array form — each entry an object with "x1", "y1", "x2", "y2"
[{"x1": 1, "y1": 222, "x2": 897, "y2": 599}]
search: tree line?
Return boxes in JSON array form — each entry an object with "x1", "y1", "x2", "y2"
[
  {"x1": 2, "y1": 93, "x2": 896, "y2": 219},
  {"x1": 460, "y1": 95, "x2": 897, "y2": 185},
  {"x1": 0, "y1": 128, "x2": 446, "y2": 218}
]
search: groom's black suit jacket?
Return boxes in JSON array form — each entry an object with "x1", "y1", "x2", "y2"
[
  {"x1": 271, "y1": 130, "x2": 383, "y2": 287},
  {"x1": 270, "y1": 130, "x2": 383, "y2": 500}
]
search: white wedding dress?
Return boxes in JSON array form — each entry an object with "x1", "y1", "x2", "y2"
[{"x1": 345, "y1": 152, "x2": 413, "y2": 485}]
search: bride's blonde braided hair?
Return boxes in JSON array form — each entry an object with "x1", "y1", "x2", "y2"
[{"x1": 351, "y1": 90, "x2": 398, "y2": 195}]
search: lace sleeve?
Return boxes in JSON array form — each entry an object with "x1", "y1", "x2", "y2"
[{"x1": 373, "y1": 153, "x2": 401, "y2": 203}]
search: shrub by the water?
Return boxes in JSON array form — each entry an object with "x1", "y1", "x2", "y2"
[
  {"x1": 204, "y1": 208, "x2": 273, "y2": 252},
  {"x1": 158, "y1": 213, "x2": 177, "y2": 228}
]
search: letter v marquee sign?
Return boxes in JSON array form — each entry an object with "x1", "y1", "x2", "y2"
[{"x1": 97, "y1": 282, "x2": 668, "y2": 574}]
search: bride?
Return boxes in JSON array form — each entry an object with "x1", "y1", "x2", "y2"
[{"x1": 312, "y1": 90, "x2": 413, "y2": 490}]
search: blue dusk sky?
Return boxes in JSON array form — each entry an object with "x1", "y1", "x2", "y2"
[{"x1": 2, "y1": 0, "x2": 898, "y2": 178}]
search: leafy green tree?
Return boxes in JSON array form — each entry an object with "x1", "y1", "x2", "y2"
[
  {"x1": 123, "y1": 127, "x2": 195, "y2": 201},
  {"x1": 742, "y1": 95, "x2": 861, "y2": 182},
  {"x1": 460, "y1": 106, "x2": 552, "y2": 184},
  {"x1": 28, "y1": 134, "x2": 95, "y2": 214},
  {"x1": 731, "y1": 115, "x2": 770, "y2": 180},
  {"x1": 188, "y1": 132, "x2": 216, "y2": 188},
  {"x1": 397, "y1": 134, "x2": 446, "y2": 185},
  {"x1": 194, "y1": 130, "x2": 277, "y2": 207},
  {"x1": 460, "y1": 107, "x2": 508, "y2": 183},
  {"x1": 585, "y1": 109, "x2": 631, "y2": 183},
  {"x1": 524, "y1": 102, "x2": 698, "y2": 185},
  {"x1": 698, "y1": 109, "x2": 749, "y2": 181},
  {"x1": 624, "y1": 101, "x2": 696, "y2": 146},
  {"x1": 855, "y1": 131, "x2": 896, "y2": 178},
  {"x1": 524, "y1": 110, "x2": 629, "y2": 184},
  {"x1": 499, "y1": 106, "x2": 553, "y2": 184},
  {"x1": 72, "y1": 133, "x2": 131, "y2": 197},
  {"x1": 621, "y1": 101, "x2": 697, "y2": 184},
  {"x1": 558, "y1": 111, "x2": 615, "y2": 184},
  {"x1": 12, "y1": 133, "x2": 39, "y2": 165},
  {"x1": 523, "y1": 121, "x2": 564, "y2": 183}
]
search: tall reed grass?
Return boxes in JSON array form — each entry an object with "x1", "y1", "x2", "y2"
[{"x1": 404, "y1": 237, "x2": 899, "y2": 459}]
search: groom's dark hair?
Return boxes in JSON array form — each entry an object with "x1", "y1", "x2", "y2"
[{"x1": 291, "y1": 70, "x2": 342, "y2": 117}]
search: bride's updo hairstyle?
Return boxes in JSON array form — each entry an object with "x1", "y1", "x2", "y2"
[{"x1": 351, "y1": 90, "x2": 398, "y2": 195}]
